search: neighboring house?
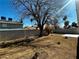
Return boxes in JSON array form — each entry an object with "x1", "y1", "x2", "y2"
[{"x1": 0, "y1": 16, "x2": 23, "y2": 29}]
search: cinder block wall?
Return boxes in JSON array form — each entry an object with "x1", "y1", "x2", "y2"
[
  {"x1": 0, "y1": 29, "x2": 39, "y2": 42},
  {"x1": 53, "y1": 28, "x2": 79, "y2": 34}
]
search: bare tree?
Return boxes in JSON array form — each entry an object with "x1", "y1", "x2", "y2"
[{"x1": 12, "y1": 0, "x2": 64, "y2": 37}]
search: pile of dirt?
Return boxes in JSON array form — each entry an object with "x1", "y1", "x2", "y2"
[
  {"x1": 0, "y1": 34, "x2": 77, "y2": 59},
  {"x1": 0, "y1": 36, "x2": 38, "y2": 48}
]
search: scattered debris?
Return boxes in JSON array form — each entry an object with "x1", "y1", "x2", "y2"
[{"x1": 32, "y1": 52, "x2": 39, "y2": 59}]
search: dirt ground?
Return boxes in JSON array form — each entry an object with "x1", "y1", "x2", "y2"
[{"x1": 0, "y1": 34, "x2": 77, "y2": 59}]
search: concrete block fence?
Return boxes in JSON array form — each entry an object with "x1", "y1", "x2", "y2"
[{"x1": 0, "y1": 29, "x2": 39, "y2": 42}]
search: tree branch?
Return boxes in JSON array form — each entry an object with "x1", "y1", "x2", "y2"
[{"x1": 19, "y1": 0, "x2": 31, "y2": 12}]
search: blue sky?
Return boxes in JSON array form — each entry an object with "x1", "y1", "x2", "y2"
[
  {"x1": 59, "y1": 0, "x2": 77, "y2": 27},
  {"x1": 0, "y1": 0, "x2": 18, "y2": 20},
  {"x1": 0, "y1": 0, "x2": 32, "y2": 27},
  {"x1": 0, "y1": 0, "x2": 77, "y2": 27}
]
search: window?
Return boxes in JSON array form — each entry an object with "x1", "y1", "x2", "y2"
[{"x1": 2, "y1": 24, "x2": 7, "y2": 27}]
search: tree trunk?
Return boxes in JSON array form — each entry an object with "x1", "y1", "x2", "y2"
[{"x1": 39, "y1": 26, "x2": 43, "y2": 37}]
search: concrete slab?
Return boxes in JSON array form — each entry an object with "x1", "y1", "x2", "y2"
[{"x1": 62, "y1": 34, "x2": 79, "y2": 38}]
